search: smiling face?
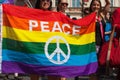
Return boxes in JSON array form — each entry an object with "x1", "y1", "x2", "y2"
[
  {"x1": 91, "y1": 1, "x2": 100, "y2": 13},
  {"x1": 90, "y1": 0, "x2": 102, "y2": 14},
  {"x1": 57, "y1": 0, "x2": 68, "y2": 13},
  {"x1": 59, "y1": 3, "x2": 68, "y2": 12},
  {"x1": 40, "y1": 0, "x2": 51, "y2": 10}
]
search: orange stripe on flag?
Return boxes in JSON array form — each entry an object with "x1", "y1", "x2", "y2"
[{"x1": 3, "y1": 14, "x2": 95, "y2": 35}]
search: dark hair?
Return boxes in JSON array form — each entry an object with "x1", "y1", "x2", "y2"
[
  {"x1": 57, "y1": 0, "x2": 61, "y2": 11},
  {"x1": 58, "y1": 0, "x2": 61, "y2": 4},
  {"x1": 72, "y1": 17, "x2": 77, "y2": 20},
  {"x1": 83, "y1": 8, "x2": 90, "y2": 15},
  {"x1": 35, "y1": 0, "x2": 52, "y2": 10},
  {"x1": 89, "y1": 0, "x2": 102, "y2": 13}
]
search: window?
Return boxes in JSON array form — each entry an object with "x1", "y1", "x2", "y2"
[
  {"x1": 72, "y1": 0, "x2": 81, "y2": 7},
  {"x1": 55, "y1": 0, "x2": 58, "y2": 6},
  {"x1": 111, "y1": 0, "x2": 113, "y2": 7}
]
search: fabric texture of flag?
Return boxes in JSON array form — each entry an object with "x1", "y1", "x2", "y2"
[{"x1": 1, "y1": 4, "x2": 98, "y2": 78}]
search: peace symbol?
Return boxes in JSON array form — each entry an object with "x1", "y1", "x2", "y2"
[{"x1": 45, "y1": 36, "x2": 70, "y2": 64}]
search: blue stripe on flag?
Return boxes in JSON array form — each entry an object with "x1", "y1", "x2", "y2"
[
  {"x1": 2, "y1": 49, "x2": 97, "y2": 66},
  {"x1": 0, "y1": 0, "x2": 13, "y2": 4}
]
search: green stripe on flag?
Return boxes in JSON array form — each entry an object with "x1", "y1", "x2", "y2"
[{"x1": 3, "y1": 38, "x2": 96, "y2": 55}]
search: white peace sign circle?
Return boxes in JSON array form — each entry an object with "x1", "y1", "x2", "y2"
[{"x1": 45, "y1": 36, "x2": 70, "y2": 64}]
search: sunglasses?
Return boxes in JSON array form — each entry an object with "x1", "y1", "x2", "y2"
[
  {"x1": 41, "y1": 0, "x2": 50, "y2": 2},
  {"x1": 61, "y1": 3, "x2": 68, "y2": 6}
]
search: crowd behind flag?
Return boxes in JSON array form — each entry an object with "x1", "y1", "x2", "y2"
[{"x1": 1, "y1": 4, "x2": 97, "y2": 78}]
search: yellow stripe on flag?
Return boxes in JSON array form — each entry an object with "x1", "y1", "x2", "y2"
[{"x1": 3, "y1": 26, "x2": 95, "y2": 45}]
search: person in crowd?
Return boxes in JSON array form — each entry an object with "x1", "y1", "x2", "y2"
[
  {"x1": 83, "y1": 7, "x2": 90, "y2": 17},
  {"x1": 31, "y1": 0, "x2": 66, "y2": 80},
  {"x1": 88, "y1": 0, "x2": 111, "y2": 80},
  {"x1": 57, "y1": 0, "x2": 70, "y2": 18},
  {"x1": 104, "y1": 12, "x2": 112, "y2": 42},
  {"x1": 35, "y1": 0, "x2": 52, "y2": 10},
  {"x1": 56, "y1": 1, "x2": 72, "y2": 79},
  {"x1": 30, "y1": 0, "x2": 52, "y2": 80},
  {"x1": 75, "y1": 0, "x2": 110, "y2": 79},
  {"x1": 89, "y1": 0, "x2": 110, "y2": 54}
]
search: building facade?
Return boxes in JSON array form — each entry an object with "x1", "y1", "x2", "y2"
[{"x1": 14, "y1": 0, "x2": 120, "y2": 18}]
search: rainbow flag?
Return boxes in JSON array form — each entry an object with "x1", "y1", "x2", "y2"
[{"x1": 1, "y1": 4, "x2": 98, "y2": 77}]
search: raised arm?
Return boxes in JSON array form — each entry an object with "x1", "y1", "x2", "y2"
[{"x1": 103, "y1": 0, "x2": 111, "y2": 15}]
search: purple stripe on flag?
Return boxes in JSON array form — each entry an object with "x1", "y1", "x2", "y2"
[
  {"x1": 2, "y1": 61, "x2": 98, "y2": 77},
  {"x1": 8, "y1": 0, "x2": 14, "y2": 4}
]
